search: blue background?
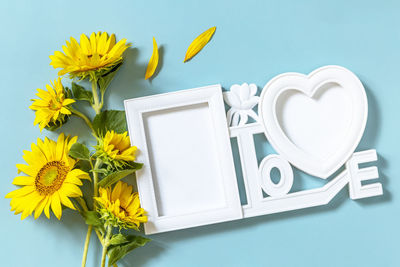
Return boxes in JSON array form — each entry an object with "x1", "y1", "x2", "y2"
[{"x1": 1, "y1": 0, "x2": 399, "y2": 266}]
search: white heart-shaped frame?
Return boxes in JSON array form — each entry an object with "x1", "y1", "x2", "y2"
[{"x1": 259, "y1": 65, "x2": 368, "y2": 179}]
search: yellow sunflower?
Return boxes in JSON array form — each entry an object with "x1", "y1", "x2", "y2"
[
  {"x1": 96, "y1": 130, "x2": 137, "y2": 166},
  {"x1": 5, "y1": 133, "x2": 90, "y2": 220},
  {"x1": 49, "y1": 32, "x2": 130, "y2": 79},
  {"x1": 94, "y1": 181, "x2": 147, "y2": 229},
  {"x1": 30, "y1": 78, "x2": 75, "y2": 131}
]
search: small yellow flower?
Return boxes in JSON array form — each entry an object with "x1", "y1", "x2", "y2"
[
  {"x1": 49, "y1": 32, "x2": 130, "y2": 80},
  {"x1": 94, "y1": 181, "x2": 147, "y2": 229},
  {"x1": 5, "y1": 133, "x2": 90, "y2": 220},
  {"x1": 96, "y1": 131, "x2": 137, "y2": 167},
  {"x1": 30, "y1": 78, "x2": 75, "y2": 131}
]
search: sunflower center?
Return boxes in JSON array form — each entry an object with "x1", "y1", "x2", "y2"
[
  {"x1": 35, "y1": 161, "x2": 69, "y2": 195},
  {"x1": 49, "y1": 99, "x2": 63, "y2": 111},
  {"x1": 110, "y1": 142, "x2": 125, "y2": 155},
  {"x1": 119, "y1": 206, "x2": 129, "y2": 216}
]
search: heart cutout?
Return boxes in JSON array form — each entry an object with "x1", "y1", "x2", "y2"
[{"x1": 258, "y1": 65, "x2": 368, "y2": 179}]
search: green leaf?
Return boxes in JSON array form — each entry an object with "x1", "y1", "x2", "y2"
[
  {"x1": 82, "y1": 211, "x2": 102, "y2": 227},
  {"x1": 108, "y1": 235, "x2": 151, "y2": 266},
  {"x1": 92, "y1": 110, "x2": 127, "y2": 136},
  {"x1": 126, "y1": 162, "x2": 144, "y2": 170},
  {"x1": 109, "y1": 234, "x2": 128, "y2": 246},
  {"x1": 98, "y1": 62, "x2": 123, "y2": 96},
  {"x1": 69, "y1": 143, "x2": 91, "y2": 161},
  {"x1": 75, "y1": 160, "x2": 92, "y2": 173},
  {"x1": 98, "y1": 166, "x2": 142, "y2": 188},
  {"x1": 72, "y1": 82, "x2": 93, "y2": 103},
  {"x1": 64, "y1": 86, "x2": 74, "y2": 99}
]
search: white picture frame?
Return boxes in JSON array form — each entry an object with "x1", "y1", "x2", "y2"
[
  {"x1": 124, "y1": 84, "x2": 243, "y2": 234},
  {"x1": 124, "y1": 66, "x2": 382, "y2": 235}
]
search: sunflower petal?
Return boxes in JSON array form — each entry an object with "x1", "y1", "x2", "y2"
[
  {"x1": 65, "y1": 172, "x2": 83, "y2": 186},
  {"x1": 5, "y1": 186, "x2": 35, "y2": 198},
  {"x1": 44, "y1": 198, "x2": 51, "y2": 219},
  {"x1": 16, "y1": 164, "x2": 37, "y2": 177},
  {"x1": 145, "y1": 37, "x2": 159, "y2": 80},
  {"x1": 19, "y1": 192, "x2": 42, "y2": 220},
  {"x1": 184, "y1": 26, "x2": 216, "y2": 62},
  {"x1": 61, "y1": 183, "x2": 83, "y2": 197},
  {"x1": 67, "y1": 169, "x2": 90, "y2": 181},
  {"x1": 59, "y1": 193, "x2": 76, "y2": 210},
  {"x1": 51, "y1": 192, "x2": 62, "y2": 220},
  {"x1": 56, "y1": 133, "x2": 66, "y2": 160},
  {"x1": 12, "y1": 176, "x2": 34, "y2": 186},
  {"x1": 111, "y1": 181, "x2": 122, "y2": 202},
  {"x1": 34, "y1": 197, "x2": 48, "y2": 219}
]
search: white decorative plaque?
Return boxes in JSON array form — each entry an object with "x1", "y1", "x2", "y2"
[{"x1": 124, "y1": 65, "x2": 383, "y2": 234}]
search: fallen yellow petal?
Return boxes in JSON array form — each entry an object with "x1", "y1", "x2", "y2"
[
  {"x1": 145, "y1": 37, "x2": 159, "y2": 80},
  {"x1": 184, "y1": 26, "x2": 216, "y2": 62}
]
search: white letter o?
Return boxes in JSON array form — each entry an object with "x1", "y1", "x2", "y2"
[{"x1": 258, "y1": 154, "x2": 293, "y2": 197}]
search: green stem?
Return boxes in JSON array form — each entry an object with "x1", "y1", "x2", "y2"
[
  {"x1": 71, "y1": 107, "x2": 95, "y2": 134},
  {"x1": 91, "y1": 78, "x2": 102, "y2": 114},
  {"x1": 100, "y1": 87, "x2": 105, "y2": 112},
  {"x1": 95, "y1": 229, "x2": 118, "y2": 267},
  {"x1": 101, "y1": 225, "x2": 113, "y2": 267},
  {"x1": 81, "y1": 225, "x2": 93, "y2": 267},
  {"x1": 76, "y1": 197, "x2": 89, "y2": 212},
  {"x1": 80, "y1": 158, "x2": 102, "y2": 267},
  {"x1": 93, "y1": 158, "x2": 102, "y2": 198},
  {"x1": 78, "y1": 199, "x2": 118, "y2": 267}
]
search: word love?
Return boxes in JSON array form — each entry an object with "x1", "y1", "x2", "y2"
[
  {"x1": 225, "y1": 66, "x2": 383, "y2": 218},
  {"x1": 231, "y1": 123, "x2": 382, "y2": 218}
]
